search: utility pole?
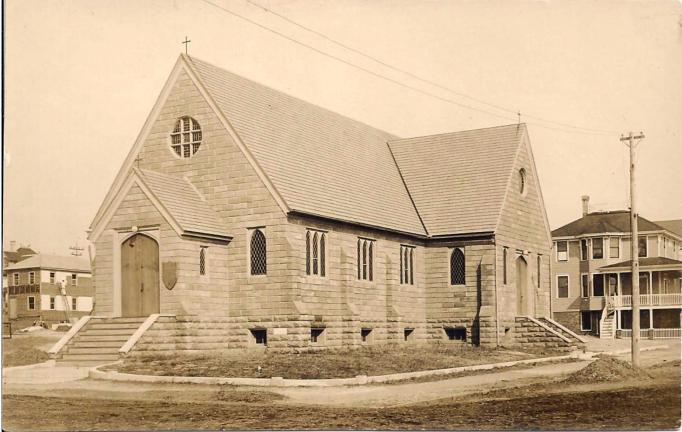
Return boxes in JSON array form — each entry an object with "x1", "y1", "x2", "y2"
[{"x1": 621, "y1": 131, "x2": 645, "y2": 368}]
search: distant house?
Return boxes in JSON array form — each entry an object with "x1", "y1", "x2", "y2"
[
  {"x1": 3, "y1": 243, "x2": 37, "y2": 267},
  {"x1": 3, "y1": 254, "x2": 94, "y2": 326},
  {"x1": 551, "y1": 196, "x2": 682, "y2": 339}
]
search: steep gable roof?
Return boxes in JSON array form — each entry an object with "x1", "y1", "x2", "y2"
[
  {"x1": 186, "y1": 56, "x2": 426, "y2": 236},
  {"x1": 552, "y1": 211, "x2": 665, "y2": 237},
  {"x1": 388, "y1": 124, "x2": 525, "y2": 236},
  {"x1": 4, "y1": 254, "x2": 90, "y2": 273},
  {"x1": 137, "y1": 169, "x2": 229, "y2": 240}
]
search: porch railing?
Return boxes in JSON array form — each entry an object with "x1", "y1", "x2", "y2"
[
  {"x1": 615, "y1": 293, "x2": 682, "y2": 307},
  {"x1": 620, "y1": 328, "x2": 681, "y2": 339}
]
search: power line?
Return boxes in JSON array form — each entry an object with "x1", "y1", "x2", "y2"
[
  {"x1": 243, "y1": 0, "x2": 617, "y2": 135},
  {"x1": 198, "y1": 0, "x2": 616, "y2": 136}
]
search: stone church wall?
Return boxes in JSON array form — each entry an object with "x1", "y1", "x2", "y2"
[{"x1": 494, "y1": 133, "x2": 552, "y2": 344}]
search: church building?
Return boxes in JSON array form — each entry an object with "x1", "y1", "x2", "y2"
[{"x1": 74, "y1": 54, "x2": 572, "y2": 356}]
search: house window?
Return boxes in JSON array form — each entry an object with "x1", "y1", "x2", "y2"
[
  {"x1": 29, "y1": 272, "x2": 35, "y2": 284},
  {"x1": 310, "y1": 328, "x2": 325, "y2": 343},
  {"x1": 592, "y1": 238, "x2": 603, "y2": 259},
  {"x1": 581, "y1": 274, "x2": 589, "y2": 298},
  {"x1": 49, "y1": 297, "x2": 56, "y2": 310},
  {"x1": 400, "y1": 245, "x2": 415, "y2": 285},
  {"x1": 556, "y1": 241, "x2": 568, "y2": 262},
  {"x1": 638, "y1": 236, "x2": 648, "y2": 258},
  {"x1": 12, "y1": 273, "x2": 18, "y2": 286},
  {"x1": 27, "y1": 296, "x2": 35, "y2": 310},
  {"x1": 306, "y1": 230, "x2": 326, "y2": 277},
  {"x1": 580, "y1": 239, "x2": 589, "y2": 261},
  {"x1": 404, "y1": 328, "x2": 414, "y2": 342},
  {"x1": 519, "y1": 168, "x2": 527, "y2": 196},
  {"x1": 49, "y1": 272, "x2": 56, "y2": 284},
  {"x1": 72, "y1": 297, "x2": 77, "y2": 310},
  {"x1": 361, "y1": 328, "x2": 372, "y2": 343},
  {"x1": 592, "y1": 274, "x2": 604, "y2": 297},
  {"x1": 357, "y1": 238, "x2": 374, "y2": 281},
  {"x1": 557, "y1": 275, "x2": 569, "y2": 298},
  {"x1": 503, "y1": 248, "x2": 508, "y2": 284},
  {"x1": 581, "y1": 311, "x2": 592, "y2": 331},
  {"x1": 537, "y1": 255, "x2": 541, "y2": 288},
  {"x1": 250, "y1": 229, "x2": 267, "y2": 275},
  {"x1": 199, "y1": 246, "x2": 207, "y2": 276},
  {"x1": 170, "y1": 116, "x2": 202, "y2": 158},
  {"x1": 609, "y1": 237, "x2": 620, "y2": 258},
  {"x1": 450, "y1": 248, "x2": 465, "y2": 285},
  {"x1": 71, "y1": 274, "x2": 77, "y2": 286},
  {"x1": 250, "y1": 329, "x2": 267, "y2": 346}
]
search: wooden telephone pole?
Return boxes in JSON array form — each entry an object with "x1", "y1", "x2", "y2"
[{"x1": 621, "y1": 131, "x2": 645, "y2": 368}]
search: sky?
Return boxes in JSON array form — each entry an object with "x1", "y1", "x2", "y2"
[{"x1": 3, "y1": 0, "x2": 682, "y2": 256}]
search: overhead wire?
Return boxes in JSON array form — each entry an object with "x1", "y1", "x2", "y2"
[
  {"x1": 243, "y1": 0, "x2": 618, "y2": 135},
  {"x1": 198, "y1": 0, "x2": 617, "y2": 137}
]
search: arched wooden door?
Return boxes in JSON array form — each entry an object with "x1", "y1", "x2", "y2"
[
  {"x1": 121, "y1": 233, "x2": 160, "y2": 317},
  {"x1": 516, "y1": 256, "x2": 528, "y2": 316}
]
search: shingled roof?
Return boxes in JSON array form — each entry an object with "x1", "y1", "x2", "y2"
[
  {"x1": 552, "y1": 211, "x2": 665, "y2": 237},
  {"x1": 599, "y1": 256, "x2": 682, "y2": 271},
  {"x1": 4, "y1": 254, "x2": 90, "y2": 272},
  {"x1": 655, "y1": 219, "x2": 682, "y2": 237},
  {"x1": 137, "y1": 169, "x2": 230, "y2": 240},
  {"x1": 91, "y1": 55, "x2": 542, "y2": 240},
  {"x1": 188, "y1": 57, "x2": 426, "y2": 236},
  {"x1": 389, "y1": 125, "x2": 525, "y2": 236}
]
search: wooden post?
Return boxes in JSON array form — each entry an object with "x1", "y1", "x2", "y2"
[{"x1": 621, "y1": 131, "x2": 645, "y2": 367}]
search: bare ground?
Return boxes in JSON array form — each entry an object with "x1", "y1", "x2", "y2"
[
  {"x1": 3, "y1": 358, "x2": 680, "y2": 430},
  {"x1": 110, "y1": 344, "x2": 555, "y2": 379},
  {"x1": 2, "y1": 331, "x2": 61, "y2": 367},
  {"x1": 3, "y1": 381, "x2": 679, "y2": 430}
]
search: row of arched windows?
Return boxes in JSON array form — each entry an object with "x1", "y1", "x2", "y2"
[{"x1": 246, "y1": 228, "x2": 468, "y2": 286}]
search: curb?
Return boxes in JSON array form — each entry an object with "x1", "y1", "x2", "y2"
[
  {"x1": 89, "y1": 353, "x2": 586, "y2": 387},
  {"x1": 2, "y1": 360, "x2": 56, "y2": 374},
  {"x1": 601, "y1": 344, "x2": 669, "y2": 356}
]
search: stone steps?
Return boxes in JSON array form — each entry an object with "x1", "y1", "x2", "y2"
[{"x1": 56, "y1": 317, "x2": 147, "y2": 364}]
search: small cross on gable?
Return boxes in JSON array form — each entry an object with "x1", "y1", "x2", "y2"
[{"x1": 182, "y1": 36, "x2": 191, "y2": 54}]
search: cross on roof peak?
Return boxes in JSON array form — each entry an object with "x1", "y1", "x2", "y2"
[{"x1": 182, "y1": 36, "x2": 191, "y2": 55}]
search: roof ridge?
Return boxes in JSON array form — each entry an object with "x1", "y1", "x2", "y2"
[
  {"x1": 388, "y1": 123, "x2": 527, "y2": 144},
  {"x1": 186, "y1": 55, "x2": 400, "y2": 142}
]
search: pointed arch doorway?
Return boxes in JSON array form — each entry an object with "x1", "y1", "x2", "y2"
[
  {"x1": 121, "y1": 233, "x2": 160, "y2": 317},
  {"x1": 516, "y1": 255, "x2": 528, "y2": 316}
]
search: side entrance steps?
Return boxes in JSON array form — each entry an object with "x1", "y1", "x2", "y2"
[
  {"x1": 600, "y1": 314, "x2": 615, "y2": 339},
  {"x1": 51, "y1": 317, "x2": 147, "y2": 364},
  {"x1": 513, "y1": 316, "x2": 579, "y2": 351},
  {"x1": 538, "y1": 316, "x2": 587, "y2": 346}
]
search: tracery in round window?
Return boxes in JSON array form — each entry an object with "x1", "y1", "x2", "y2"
[
  {"x1": 170, "y1": 116, "x2": 202, "y2": 158},
  {"x1": 519, "y1": 168, "x2": 527, "y2": 196}
]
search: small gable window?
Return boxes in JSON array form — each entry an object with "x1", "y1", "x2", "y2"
[
  {"x1": 450, "y1": 248, "x2": 465, "y2": 285},
  {"x1": 519, "y1": 168, "x2": 527, "y2": 196},
  {"x1": 250, "y1": 229, "x2": 267, "y2": 275},
  {"x1": 306, "y1": 230, "x2": 326, "y2": 277},
  {"x1": 170, "y1": 116, "x2": 202, "y2": 158}
]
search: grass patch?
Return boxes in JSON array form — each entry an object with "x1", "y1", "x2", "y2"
[
  {"x1": 2, "y1": 333, "x2": 61, "y2": 367},
  {"x1": 113, "y1": 344, "x2": 559, "y2": 379}
]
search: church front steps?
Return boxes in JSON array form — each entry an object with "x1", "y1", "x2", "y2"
[{"x1": 56, "y1": 317, "x2": 146, "y2": 364}]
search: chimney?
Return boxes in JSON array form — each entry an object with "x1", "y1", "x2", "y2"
[
  {"x1": 9, "y1": 241, "x2": 16, "y2": 252},
  {"x1": 581, "y1": 195, "x2": 590, "y2": 216}
]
